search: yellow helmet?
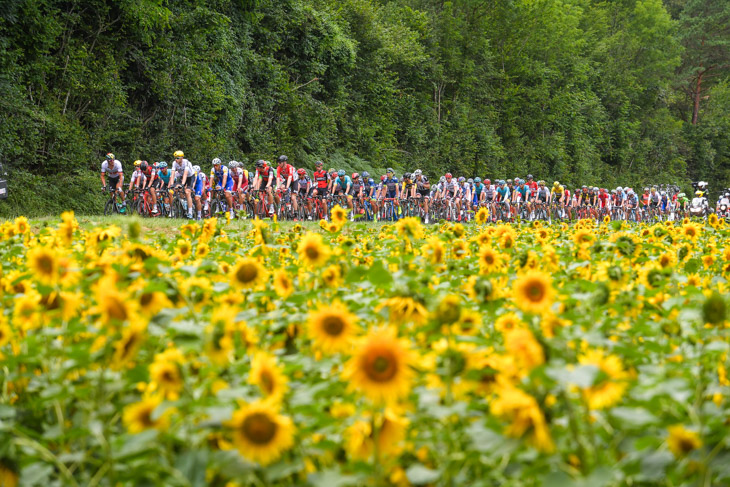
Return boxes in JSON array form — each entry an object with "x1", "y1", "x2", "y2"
[
  {"x1": 553, "y1": 181, "x2": 559, "y2": 187},
  {"x1": 173, "y1": 150, "x2": 184, "y2": 158},
  {"x1": 133, "y1": 160, "x2": 142, "y2": 167}
]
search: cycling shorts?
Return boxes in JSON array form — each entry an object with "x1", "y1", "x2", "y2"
[{"x1": 108, "y1": 176, "x2": 120, "y2": 189}]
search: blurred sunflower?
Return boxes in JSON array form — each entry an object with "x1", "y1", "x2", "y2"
[
  {"x1": 26, "y1": 246, "x2": 59, "y2": 285},
  {"x1": 494, "y1": 312, "x2": 524, "y2": 333},
  {"x1": 423, "y1": 236, "x2": 445, "y2": 264},
  {"x1": 490, "y1": 385, "x2": 554, "y2": 452},
  {"x1": 395, "y1": 217, "x2": 424, "y2": 240},
  {"x1": 331, "y1": 205, "x2": 348, "y2": 226},
  {"x1": 297, "y1": 232, "x2": 331, "y2": 267},
  {"x1": 122, "y1": 394, "x2": 172, "y2": 433},
  {"x1": 308, "y1": 301, "x2": 359, "y2": 354},
  {"x1": 273, "y1": 269, "x2": 294, "y2": 298},
  {"x1": 227, "y1": 400, "x2": 295, "y2": 466},
  {"x1": 378, "y1": 296, "x2": 428, "y2": 325},
  {"x1": 230, "y1": 258, "x2": 267, "y2": 290},
  {"x1": 667, "y1": 425, "x2": 702, "y2": 458},
  {"x1": 578, "y1": 349, "x2": 629, "y2": 410},
  {"x1": 504, "y1": 328, "x2": 544, "y2": 373},
  {"x1": 512, "y1": 271, "x2": 554, "y2": 315},
  {"x1": 111, "y1": 321, "x2": 147, "y2": 369},
  {"x1": 478, "y1": 246, "x2": 502, "y2": 274},
  {"x1": 149, "y1": 359, "x2": 183, "y2": 400},
  {"x1": 249, "y1": 352, "x2": 289, "y2": 402},
  {"x1": 475, "y1": 207, "x2": 489, "y2": 224},
  {"x1": 343, "y1": 327, "x2": 414, "y2": 404},
  {"x1": 321, "y1": 265, "x2": 342, "y2": 288}
]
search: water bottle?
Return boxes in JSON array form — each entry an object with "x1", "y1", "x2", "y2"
[{"x1": 181, "y1": 200, "x2": 188, "y2": 211}]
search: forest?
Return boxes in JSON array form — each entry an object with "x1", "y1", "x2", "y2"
[{"x1": 0, "y1": 0, "x2": 728, "y2": 216}]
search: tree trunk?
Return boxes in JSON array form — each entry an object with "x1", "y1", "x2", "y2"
[{"x1": 691, "y1": 70, "x2": 703, "y2": 125}]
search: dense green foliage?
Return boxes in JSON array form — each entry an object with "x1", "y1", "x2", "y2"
[{"x1": 0, "y1": 0, "x2": 729, "y2": 216}]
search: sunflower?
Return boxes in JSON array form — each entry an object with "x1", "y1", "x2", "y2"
[
  {"x1": 111, "y1": 321, "x2": 147, "y2": 369},
  {"x1": 273, "y1": 270, "x2": 294, "y2": 298},
  {"x1": 321, "y1": 265, "x2": 342, "y2": 288},
  {"x1": 504, "y1": 328, "x2": 544, "y2": 373},
  {"x1": 138, "y1": 290, "x2": 172, "y2": 316},
  {"x1": 0, "y1": 320, "x2": 12, "y2": 348},
  {"x1": 512, "y1": 271, "x2": 555, "y2": 315},
  {"x1": 227, "y1": 400, "x2": 295, "y2": 466},
  {"x1": 122, "y1": 395, "x2": 172, "y2": 433},
  {"x1": 379, "y1": 296, "x2": 428, "y2": 325},
  {"x1": 423, "y1": 236, "x2": 445, "y2": 264},
  {"x1": 149, "y1": 359, "x2": 183, "y2": 400},
  {"x1": 230, "y1": 258, "x2": 267, "y2": 290},
  {"x1": 708, "y1": 213, "x2": 719, "y2": 227},
  {"x1": 578, "y1": 349, "x2": 629, "y2": 410},
  {"x1": 297, "y1": 232, "x2": 331, "y2": 267},
  {"x1": 478, "y1": 246, "x2": 502, "y2": 274},
  {"x1": 702, "y1": 254, "x2": 715, "y2": 269},
  {"x1": 331, "y1": 205, "x2": 348, "y2": 226},
  {"x1": 343, "y1": 327, "x2": 414, "y2": 404},
  {"x1": 572, "y1": 229, "x2": 594, "y2": 247},
  {"x1": 13, "y1": 216, "x2": 29, "y2": 235},
  {"x1": 96, "y1": 287, "x2": 134, "y2": 326},
  {"x1": 307, "y1": 301, "x2": 359, "y2": 354},
  {"x1": 475, "y1": 207, "x2": 489, "y2": 224},
  {"x1": 667, "y1": 425, "x2": 702, "y2": 458},
  {"x1": 681, "y1": 222, "x2": 701, "y2": 240},
  {"x1": 451, "y1": 239, "x2": 469, "y2": 259},
  {"x1": 0, "y1": 460, "x2": 18, "y2": 487},
  {"x1": 249, "y1": 352, "x2": 289, "y2": 402},
  {"x1": 490, "y1": 384, "x2": 554, "y2": 452},
  {"x1": 658, "y1": 251, "x2": 676, "y2": 269},
  {"x1": 27, "y1": 246, "x2": 59, "y2": 285},
  {"x1": 494, "y1": 312, "x2": 524, "y2": 333},
  {"x1": 395, "y1": 217, "x2": 424, "y2": 240}
]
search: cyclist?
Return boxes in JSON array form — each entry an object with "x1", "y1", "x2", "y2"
[
  {"x1": 292, "y1": 168, "x2": 311, "y2": 219},
  {"x1": 534, "y1": 180, "x2": 550, "y2": 216},
  {"x1": 515, "y1": 178, "x2": 530, "y2": 217},
  {"x1": 191, "y1": 165, "x2": 208, "y2": 220},
  {"x1": 101, "y1": 152, "x2": 125, "y2": 205},
  {"x1": 170, "y1": 150, "x2": 195, "y2": 219},
  {"x1": 381, "y1": 169, "x2": 400, "y2": 219},
  {"x1": 253, "y1": 159, "x2": 276, "y2": 215},
  {"x1": 128, "y1": 160, "x2": 147, "y2": 192},
  {"x1": 138, "y1": 161, "x2": 159, "y2": 214},
  {"x1": 412, "y1": 169, "x2": 430, "y2": 223},
  {"x1": 210, "y1": 158, "x2": 235, "y2": 219},
  {"x1": 154, "y1": 162, "x2": 172, "y2": 216},
  {"x1": 495, "y1": 180, "x2": 511, "y2": 219},
  {"x1": 312, "y1": 161, "x2": 329, "y2": 199},
  {"x1": 351, "y1": 173, "x2": 365, "y2": 213},
  {"x1": 526, "y1": 174, "x2": 537, "y2": 193},
  {"x1": 332, "y1": 169, "x2": 353, "y2": 210},
  {"x1": 472, "y1": 177, "x2": 485, "y2": 212}
]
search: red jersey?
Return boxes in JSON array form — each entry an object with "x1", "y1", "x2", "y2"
[
  {"x1": 598, "y1": 192, "x2": 609, "y2": 208},
  {"x1": 257, "y1": 165, "x2": 274, "y2": 182},
  {"x1": 276, "y1": 164, "x2": 294, "y2": 183},
  {"x1": 313, "y1": 169, "x2": 328, "y2": 189},
  {"x1": 527, "y1": 181, "x2": 537, "y2": 192}
]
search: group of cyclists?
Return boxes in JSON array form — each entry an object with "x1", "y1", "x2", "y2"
[{"x1": 100, "y1": 151, "x2": 720, "y2": 223}]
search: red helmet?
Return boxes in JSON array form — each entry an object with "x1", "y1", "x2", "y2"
[
  {"x1": 352, "y1": 172, "x2": 359, "y2": 180},
  {"x1": 381, "y1": 175, "x2": 386, "y2": 182},
  {"x1": 297, "y1": 168, "x2": 306, "y2": 176},
  {"x1": 445, "y1": 173, "x2": 452, "y2": 179},
  {"x1": 485, "y1": 179, "x2": 491, "y2": 184}
]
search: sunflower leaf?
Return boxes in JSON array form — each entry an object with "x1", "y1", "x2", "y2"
[
  {"x1": 406, "y1": 464, "x2": 441, "y2": 484},
  {"x1": 307, "y1": 469, "x2": 360, "y2": 487}
]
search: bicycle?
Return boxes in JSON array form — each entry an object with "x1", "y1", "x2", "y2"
[{"x1": 103, "y1": 186, "x2": 127, "y2": 216}]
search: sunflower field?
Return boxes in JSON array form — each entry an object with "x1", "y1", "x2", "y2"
[{"x1": 1, "y1": 212, "x2": 730, "y2": 487}]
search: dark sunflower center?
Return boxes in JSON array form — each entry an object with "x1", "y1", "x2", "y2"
[
  {"x1": 242, "y1": 413, "x2": 277, "y2": 444},
  {"x1": 322, "y1": 316, "x2": 345, "y2": 336},
  {"x1": 107, "y1": 298, "x2": 128, "y2": 321},
  {"x1": 37, "y1": 255, "x2": 54, "y2": 275},
  {"x1": 365, "y1": 351, "x2": 397, "y2": 382},
  {"x1": 121, "y1": 332, "x2": 140, "y2": 358},
  {"x1": 260, "y1": 371, "x2": 274, "y2": 394},
  {"x1": 236, "y1": 264, "x2": 258, "y2": 283},
  {"x1": 527, "y1": 281, "x2": 545, "y2": 301},
  {"x1": 161, "y1": 368, "x2": 177, "y2": 384},
  {"x1": 140, "y1": 293, "x2": 153, "y2": 307},
  {"x1": 138, "y1": 406, "x2": 155, "y2": 427},
  {"x1": 679, "y1": 437, "x2": 695, "y2": 453},
  {"x1": 305, "y1": 245, "x2": 320, "y2": 260}
]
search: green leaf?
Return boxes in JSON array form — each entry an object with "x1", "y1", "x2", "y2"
[
  {"x1": 307, "y1": 469, "x2": 360, "y2": 487},
  {"x1": 175, "y1": 450, "x2": 209, "y2": 487},
  {"x1": 367, "y1": 260, "x2": 393, "y2": 286},
  {"x1": 610, "y1": 407, "x2": 658, "y2": 428},
  {"x1": 405, "y1": 464, "x2": 441, "y2": 485}
]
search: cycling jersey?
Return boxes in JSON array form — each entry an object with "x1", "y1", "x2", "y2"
[
  {"x1": 496, "y1": 186, "x2": 510, "y2": 201},
  {"x1": 352, "y1": 179, "x2": 363, "y2": 196},
  {"x1": 473, "y1": 183, "x2": 484, "y2": 198},
  {"x1": 527, "y1": 181, "x2": 537, "y2": 192},
  {"x1": 313, "y1": 169, "x2": 328, "y2": 189},
  {"x1": 384, "y1": 177, "x2": 399, "y2": 198},
  {"x1": 535, "y1": 187, "x2": 549, "y2": 202},
  {"x1": 210, "y1": 165, "x2": 234, "y2": 192},
  {"x1": 101, "y1": 160, "x2": 123, "y2": 177},
  {"x1": 442, "y1": 180, "x2": 457, "y2": 196},
  {"x1": 517, "y1": 185, "x2": 530, "y2": 200},
  {"x1": 334, "y1": 175, "x2": 353, "y2": 193},
  {"x1": 485, "y1": 185, "x2": 495, "y2": 201},
  {"x1": 649, "y1": 192, "x2": 660, "y2": 206},
  {"x1": 193, "y1": 171, "x2": 208, "y2": 197},
  {"x1": 401, "y1": 180, "x2": 414, "y2": 195},
  {"x1": 598, "y1": 192, "x2": 609, "y2": 208},
  {"x1": 156, "y1": 169, "x2": 171, "y2": 188},
  {"x1": 293, "y1": 176, "x2": 310, "y2": 194},
  {"x1": 130, "y1": 169, "x2": 147, "y2": 186},
  {"x1": 415, "y1": 176, "x2": 430, "y2": 196},
  {"x1": 172, "y1": 159, "x2": 194, "y2": 181},
  {"x1": 277, "y1": 164, "x2": 294, "y2": 185},
  {"x1": 257, "y1": 166, "x2": 275, "y2": 185}
]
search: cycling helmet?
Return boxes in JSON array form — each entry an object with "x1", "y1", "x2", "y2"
[
  {"x1": 159, "y1": 162, "x2": 168, "y2": 168},
  {"x1": 467, "y1": 178, "x2": 474, "y2": 184},
  {"x1": 352, "y1": 172, "x2": 360, "y2": 180},
  {"x1": 458, "y1": 176, "x2": 465, "y2": 183},
  {"x1": 174, "y1": 150, "x2": 184, "y2": 158},
  {"x1": 440, "y1": 176, "x2": 446, "y2": 183},
  {"x1": 106, "y1": 153, "x2": 114, "y2": 160},
  {"x1": 404, "y1": 173, "x2": 412, "y2": 180},
  {"x1": 610, "y1": 189, "x2": 616, "y2": 194},
  {"x1": 329, "y1": 168, "x2": 336, "y2": 174},
  {"x1": 507, "y1": 179, "x2": 513, "y2": 184},
  {"x1": 140, "y1": 161, "x2": 149, "y2": 171},
  {"x1": 660, "y1": 191, "x2": 666, "y2": 196},
  {"x1": 381, "y1": 175, "x2": 387, "y2": 182},
  {"x1": 362, "y1": 171, "x2": 370, "y2": 179},
  {"x1": 277, "y1": 155, "x2": 288, "y2": 163},
  {"x1": 133, "y1": 160, "x2": 142, "y2": 167},
  {"x1": 474, "y1": 177, "x2": 481, "y2": 183},
  {"x1": 695, "y1": 190, "x2": 702, "y2": 196},
  {"x1": 212, "y1": 158, "x2": 221, "y2": 166},
  {"x1": 255, "y1": 160, "x2": 265, "y2": 168},
  {"x1": 368, "y1": 178, "x2": 374, "y2": 185},
  {"x1": 387, "y1": 168, "x2": 395, "y2": 174},
  {"x1": 229, "y1": 161, "x2": 237, "y2": 168},
  {"x1": 337, "y1": 169, "x2": 346, "y2": 177},
  {"x1": 616, "y1": 186, "x2": 623, "y2": 191},
  {"x1": 315, "y1": 161, "x2": 323, "y2": 167},
  {"x1": 678, "y1": 192, "x2": 685, "y2": 198},
  {"x1": 539, "y1": 180, "x2": 545, "y2": 185},
  {"x1": 445, "y1": 173, "x2": 452, "y2": 179},
  {"x1": 485, "y1": 179, "x2": 490, "y2": 184},
  {"x1": 298, "y1": 168, "x2": 306, "y2": 176},
  {"x1": 192, "y1": 165, "x2": 201, "y2": 173},
  {"x1": 414, "y1": 169, "x2": 422, "y2": 176}
]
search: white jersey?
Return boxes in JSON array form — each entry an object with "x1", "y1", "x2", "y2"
[
  {"x1": 130, "y1": 168, "x2": 147, "y2": 184},
  {"x1": 172, "y1": 158, "x2": 194, "y2": 180},
  {"x1": 101, "y1": 160, "x2": 123, "y2": 177}
]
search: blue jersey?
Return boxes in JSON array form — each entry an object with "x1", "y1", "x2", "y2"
[
  {"x1": 334, "y1": 175, "x2": 352, "y2": 191},
  {"x1": 384, "y1": 177, "x2": 399, "y2": 197},
  {"x1": 157, "y1": 170, "x2": 171, "y2": 186},
  {"x1": 211, "y1": 165, "x2": 233, "y2": 190},
  {"x1": 194, "y1": 171, "x2": 207, "y2": 197},
  {"x1": 497, "y1": 186, "x2": 510, "y2": 201}
]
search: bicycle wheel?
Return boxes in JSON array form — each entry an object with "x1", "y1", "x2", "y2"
[{"x1": 104, "y1": 198, "x2": 115, "y2": 216}]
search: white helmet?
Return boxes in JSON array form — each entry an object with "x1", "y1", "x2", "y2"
[
  {"x1": 414, "y1": 169, "x2": 422, "y2": 176},
  {"x1": 229, "y1": 160, "x2": 237, "y2": 168},
  {"x1": 192, "y1": 165, "x2": 201, "y2": 173},
  {"x1": 212, "y1": 158, "x2": 221, "y2": 165},
  {"x1": 616, "y1": 186, "x2": 623, "y2": 191}
]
